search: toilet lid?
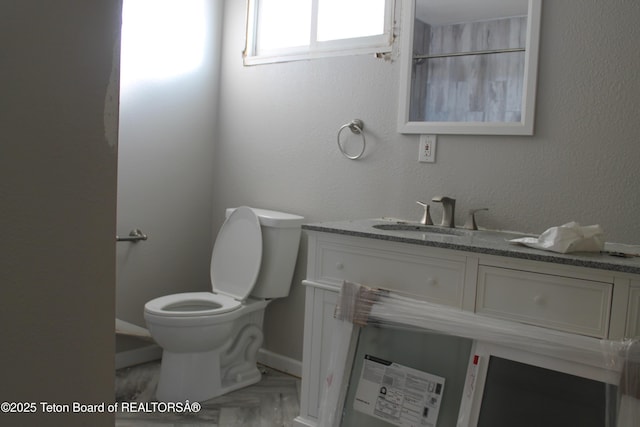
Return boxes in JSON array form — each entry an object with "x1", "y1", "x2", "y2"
[{"x1": 210, "y1": 206, "x2": 262, "y2": 301}]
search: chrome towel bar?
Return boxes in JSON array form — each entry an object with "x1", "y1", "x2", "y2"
[{"x1": 116, "y1": 229, "x2": 148, "y2": 242}]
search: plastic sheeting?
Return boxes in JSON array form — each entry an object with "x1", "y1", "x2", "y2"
[{"x1": 318, "y1": 281, "x2": 640, "y2": 427}]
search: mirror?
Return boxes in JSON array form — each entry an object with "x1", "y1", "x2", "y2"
[{"x1": 397, "y1": 0, "x2": 542, "y2": 135}]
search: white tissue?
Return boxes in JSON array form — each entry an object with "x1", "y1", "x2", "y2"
[{"x1": 509, "y1": 222, "x2": 605, "y2": 254}]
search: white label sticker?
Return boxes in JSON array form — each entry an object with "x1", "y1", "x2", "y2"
[{"x1": 353, "y1": 354, "x2": 445, "y2": 427}]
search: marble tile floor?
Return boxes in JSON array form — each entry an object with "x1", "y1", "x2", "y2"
[{"x1": 115, "y1": 360, "x2": 301, "y2": 427}]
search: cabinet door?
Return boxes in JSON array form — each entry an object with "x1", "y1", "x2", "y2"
[
  {"x1": 303, "y1": 288, "x2": 339, "y2": 421},
  {"x1": 626, "y1": 281, "x2": 640, "y2": 338}
]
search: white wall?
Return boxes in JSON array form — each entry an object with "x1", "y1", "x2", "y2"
[
  {"x1": 117, "y1": 0, "x2": 223, "y2": 328},
  {"x1": 216, "y1": 0, "x2": 640, "y2": 362},
  {"x1": 0, "y1": 1, "x2": 120, "y2": 425}
]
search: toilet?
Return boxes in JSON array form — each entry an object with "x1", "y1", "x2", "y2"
[{"x1": 144, "y1": 206, "x2": 303, "y2": 402}]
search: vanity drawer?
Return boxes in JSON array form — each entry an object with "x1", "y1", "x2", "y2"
[
  {"x1": 312, "y1": 237, "x2": 466, "y2": 308},
  {"x1": 476, "y1": 266, "x2": 612, "y2": 338}
]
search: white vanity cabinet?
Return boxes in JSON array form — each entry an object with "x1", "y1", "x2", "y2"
[
  {"x1": 295, "y1": 231, "x2": 473, "y2": 426},
  {"x1": 294, "y1": 226, "x2": 640, "y2": 427},
  {"x1": 295, "y1": 232, "x2": 474, "y2": 426}
]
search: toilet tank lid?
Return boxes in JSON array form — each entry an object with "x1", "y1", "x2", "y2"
[{"x1": 225, "y1": 207, "x2": 304, "y2": 228}]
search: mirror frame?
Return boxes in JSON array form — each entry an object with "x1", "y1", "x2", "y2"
[{"x1": 397, "y1": 0, "x2": 542, "y2": 135}]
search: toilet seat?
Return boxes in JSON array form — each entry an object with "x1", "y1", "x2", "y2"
[
  {"x1": 144, "y1": 292, "x2": 241, "y2": 317},
  {"x1": 210, "y1": 206, "x2": 262, "y2": 300},
  {"x1": 144, "y1": 207, "x2": 263, "y2": 318}
]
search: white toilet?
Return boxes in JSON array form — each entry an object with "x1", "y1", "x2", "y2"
[{"x1": 144, "y1": 206, "x2": 303, "y2": 402}]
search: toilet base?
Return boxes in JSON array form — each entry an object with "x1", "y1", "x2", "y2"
[
  {"x1": 155, "y1": 349, "x2": 263, "y2": 402},
  {"x1": 155, "y1": 318, "x2": 266, "y2": 402}
]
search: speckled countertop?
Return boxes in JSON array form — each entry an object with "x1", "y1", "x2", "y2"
[{"x1": 302, "y1": 218, "x2": 640, "y2": 275}]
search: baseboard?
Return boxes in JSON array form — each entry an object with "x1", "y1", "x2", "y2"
[
  {"x1": 115, "y1": 343, "x2": 162, "y2": 370},
  {"x1": 116, "y1": 344, "x2": 300, "y2": 376},
  {"x1": 293, "y1": 415, "x2": 318, "y2": 427},
  {"x1": 257, "y1": 348, "x2": 302, "y2": 378}
]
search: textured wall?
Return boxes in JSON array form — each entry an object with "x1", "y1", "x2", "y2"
[
  {"x1": 116, "y1": 0, "x2": 223, "y2": 329},
  {"x1": 216, "y1": 0, "x2": 640, "y2": 362}
]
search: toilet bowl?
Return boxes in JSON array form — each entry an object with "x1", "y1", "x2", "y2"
[{"x1": 144, "y1": 206, "x2": 303, "y2": 402}]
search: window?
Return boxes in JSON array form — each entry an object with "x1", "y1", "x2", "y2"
[{"x1": 244, "y1": 0, "x2": 395, "y2": 65}]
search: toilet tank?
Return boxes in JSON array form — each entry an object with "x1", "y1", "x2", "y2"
[{"x1": 226, "y1": 207, "x2": 304, "y2": 299}]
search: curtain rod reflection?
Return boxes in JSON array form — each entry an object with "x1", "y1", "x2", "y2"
[{"x1": 413, "y1": 47, "x2": 525, "y2": 61}]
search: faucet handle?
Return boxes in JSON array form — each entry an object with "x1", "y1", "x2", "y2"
[
  {"x1": 464, "y1": 208, "x2": 489, "y2": 230},
  {"x1": 416, "y1": 201, "x2": 433, "y2": 225}
]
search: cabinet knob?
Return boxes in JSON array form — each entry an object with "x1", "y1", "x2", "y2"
[
  {"x1": 533, "y1": 295, "x2": 545, "y2": 305},
  {"x1": 426, "y1": 278, "x2": 437, "y2": 287},
  {"x1": 336, "y1": 262, "x2": 344, "y2": 270}
]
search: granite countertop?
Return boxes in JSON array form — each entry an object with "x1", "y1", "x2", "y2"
[{"x1": 302, "y1": 218, "x2": 640, "y2": 275}]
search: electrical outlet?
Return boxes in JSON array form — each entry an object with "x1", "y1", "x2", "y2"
[{"x1": 419, "y1": 135, "x2": 437, "y2": 163}]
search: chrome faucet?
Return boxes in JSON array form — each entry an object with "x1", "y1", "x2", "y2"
[{"x1": 432, "y1": 196, "x2": 456, "y2": 228}]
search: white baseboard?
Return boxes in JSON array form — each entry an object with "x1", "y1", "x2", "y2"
[
  {"x1": 116, "y1": 344, "x2": 300, "y2": 377},
  {"x1": 115, "y1": 344, "x2": 162, "y2": 370},
  {"x1": 257, "y1": 348, "x2": 302, "y2": 378},
  {"x1": 293, "y1": 415, "x2": 318, "y2": 427}
]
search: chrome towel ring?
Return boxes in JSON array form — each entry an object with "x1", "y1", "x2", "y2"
[{"x1": 337, "y1": 119, "x2": 366, "y2": 160}]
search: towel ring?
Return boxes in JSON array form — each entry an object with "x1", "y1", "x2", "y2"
[{"x1": 337, "y1": 119, "x2": 366, "y2": 160}]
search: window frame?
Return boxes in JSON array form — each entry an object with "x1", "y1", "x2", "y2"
[{"x1": 243, "y1": 0, "x2": 396, "y2": 65}]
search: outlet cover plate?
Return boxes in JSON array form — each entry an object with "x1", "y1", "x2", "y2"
[{"x1": 419, "y1": 135, "x2": 437, "y2": 163}]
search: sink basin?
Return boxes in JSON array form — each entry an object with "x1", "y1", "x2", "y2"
[
  {"x1": 372, "y1": 223, "x2": 472, "y2": 236},
  {"x1": 372, "y1": 223, "x2": 532, "y2": 241}
]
